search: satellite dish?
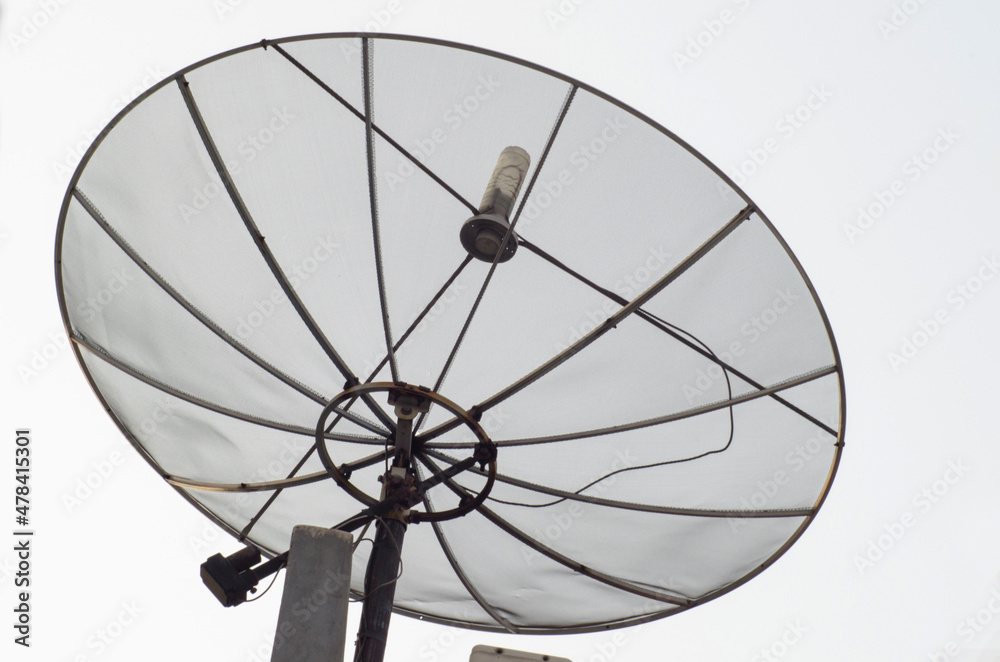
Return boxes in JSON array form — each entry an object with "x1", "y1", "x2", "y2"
[{"x1": 55, "y1": 32, "x2": 845, "y2": 647}]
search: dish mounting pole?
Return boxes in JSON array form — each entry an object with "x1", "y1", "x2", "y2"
[{"x1": 354, "y1": 389, "x2": 429, "y2": 662}]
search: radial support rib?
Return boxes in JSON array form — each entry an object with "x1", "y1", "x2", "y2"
[
  {"x1": 270, "y1": 42, "x2": 479, "y2": 215},
  {"x1": 518, "y1": 237, "x2": 837, "y2": 436},
  {"x1": 175, "y1": 75, "x2": 396, "y2": 434},
  {"x1": 72, "y1": 332, "x2": 388, "y2": 443},
  {"x1": 423, "y1": 449, "x2": 814, "y2": 519},
  {"x1": 364, "y1": 255, "x2": 474, "y2": 382},
  {"x1": 168, "y1": 448, "x2": 394, "y2": 493},
  {"x1": 361, "y1": 38, "x2": 399, "y2": 382},
  {"x1": 479, "y1": 205, "x2": 753, "y2": 413},
  {"x1": 416, "y1": 84, "x2": 579, "y2": 436},
  {"x1": 238, "y1": 444, "x2": 319, "y2": 540},
  {"x1": 168, "y1": 471, "x2": 327, "y2": 493},
  {"x1": 428, "y1": 365, "x2": 837, "y2": 449},
  {"x1": 418, "y1": 205, "x2": 755, "y2": 444},
  {"x1": 72, "y1": 188, "x2": 330, "y2": 407},
  {"x1": 417, "y1": 455, "x2": 691, "y2": 607},
  {"x1": 413, "y1": 465, "x2": 519, "y2": 633}
]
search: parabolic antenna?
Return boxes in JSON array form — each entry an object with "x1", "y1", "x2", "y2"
[{"x1": 55, "y1": 33, "x2": 845, "y2": 637}]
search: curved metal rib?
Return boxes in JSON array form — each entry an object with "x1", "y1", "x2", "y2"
[
  {"x1": 238, "y1": 444, "x2": 319, "y2": 540},
  {"x1": 417, "y1": 454, "x2": 692, "y2": 608},
  {"x1": 477, "y1": 205, "x2": 753, "y2": 413},
  {"x1": 361, "y1": 38, "x2": 399, "y2": 382},
  {"x1": 387, "y1": 601, "x2": 674, "y2": 635},
  {"x1": 425, "y1": 365, "x2": 837, "y2": 449},
  {"x1": 423, "y1": 449, "x2": 814, "y2": 519},
  {"x1": 413, "y1": 464, "x2": 519, "y2": 633},
  {"x1": 416, "y1": 83, "x2": 579, "y2": 436},
  {"x1": 417, "y1": 205, "x2": 755, "y2": 445},
  {"x1": 244, "y1": 256, "x2": 473, "y2": 539},
  {"x1": 330, "y1": 403, "x2": 392, "y2": 437},
  {"x1": 176, "y1": 74, "x2": 396, "y2": 434},
  {"x1": 269, "y1": 42, "x2": 479, "y2": 216},
  {"x1": 71, "y1": 189, "x2": 332, "y2": 407},
  {"x1": 518, "y1": 238, "x2": 839, "y2": 437},
  {"x1": 72, "y1": 332, "x2": 389, "y2": 444},
  {"x1": 167, "y1": 471, "x2": 327, "y2": 492},
  {"x1": 363, "y1": 255, "x2": 474, "y2": 382},
  {"x1": 167, "y1": 448, "x2": 393, "y2": 493}
]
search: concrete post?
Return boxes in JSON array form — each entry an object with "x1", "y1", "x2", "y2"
[{"x1": 270, "y1": 526, "x2": 353, "y2": 662}]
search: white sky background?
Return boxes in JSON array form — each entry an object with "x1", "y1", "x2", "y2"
[{"x1": 1, "y1": 0, "x2": 998, "y2": 661}]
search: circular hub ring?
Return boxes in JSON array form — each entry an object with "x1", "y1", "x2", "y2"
[{"x1": 315, "y1": 382, "x2": 496, "y2": 520}]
